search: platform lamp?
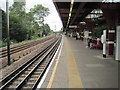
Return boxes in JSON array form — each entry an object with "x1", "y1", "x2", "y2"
[{"x1": 6, "y1": 0, "x2": 11, "y2": 65}]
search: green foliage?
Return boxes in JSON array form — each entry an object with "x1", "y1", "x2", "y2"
[
  {"x1": 30, "y1": 4, "x2": 49, "y2": 24},
  {"x1": 9, "y1": 2, "x2": 28, "y2": 42},
  {"x1": 92, "y1": 25, "x2": 106, "y2": 38},
  {"x1": 9, "y1": 15, "x2": 27, "y2": 42},
  {"x1": 42, "y1": 24, "x2": 51, "y2": 36},
  {"x1": 9, "y1": 2, "x2": 26, "y2": 17},
  {"x1": 1, "y1": 2, "x2": 51, "y2": 47}
]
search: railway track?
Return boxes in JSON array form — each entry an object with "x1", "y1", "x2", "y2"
[
  {"x1": 0, "y1": 36, "x2": 61, "y2": 90},
  {"x1": 0, "y1": 36, "x2": 54, "y2": 58}
]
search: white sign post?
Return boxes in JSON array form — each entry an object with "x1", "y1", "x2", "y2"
[
  {"x1": 115, "y1": 26, "x2": 120, "y2": 60},
  {"x1": 101, "y1": 30, "x2": 107, "y2": 58},
  {"x1": 84, "y1": 31, "x2": 89, "y2": 48}
]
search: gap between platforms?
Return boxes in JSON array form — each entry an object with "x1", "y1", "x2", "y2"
[{"x1": 37, "y1": 36, "x2": 63, "y2": 89}]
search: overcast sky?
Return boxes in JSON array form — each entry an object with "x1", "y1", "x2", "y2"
[{"x1": 0, "y1": 0, "x2": 63, "y2": 31}]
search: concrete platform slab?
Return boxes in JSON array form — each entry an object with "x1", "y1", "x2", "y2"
[{"x1": 40, "y1": 35, "x2": 118, "y2": 88}]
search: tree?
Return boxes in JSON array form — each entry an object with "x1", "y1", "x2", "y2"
[
  {"x1": 29, "y1": 4, "x2": 50, "y2": 37},
  {"x1": 30, "y1": 4, "x2": 49, "y2": 26},
  {"x1": 1, "y1": 1, "x2": 52, "y2": 47},
  {"x1": 1, "y1": 1, "x2": 51, "y2": 46},
  {"x1": 9, "y1": 2, "x2": 26, "y2": 18},
  {"x1": 44, "y1": 24, "x2": 51, "y2": 36},
  {"x1": 9, "y1": 1, "x2": 29, "y2": 42},
  {"x1": 9, "y1": 15, "x2": 27, "y2": 42}
]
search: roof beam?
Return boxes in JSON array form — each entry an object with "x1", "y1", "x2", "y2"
[{"x1": 70, "y1": 2, "x2": 86, "y2": 25}]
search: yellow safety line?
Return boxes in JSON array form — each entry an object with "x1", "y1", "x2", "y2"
[
  {"x1": 65, "y1": 37, "x2": 83, "y2": 88},
  {"x1": 47, "y1": 38, "x2": 63, "y2": 88},
  {"x1": 47, "y1": 59, "x2": 59, "y2": 88},
  {"x1": 47, "y1": 36, "x2": 83, "y2": 88}
]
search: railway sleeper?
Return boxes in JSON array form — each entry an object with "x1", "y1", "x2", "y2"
[
  {"x1": 22, "y1": 85, "x2": 33, "y2": 89},
  {"x1": 24, "y1": 82, "x2": 35, "y2": 88},
  {"x1": 40, "y1": 65, "x2": 46, "y2": 67},
  {"x1": 13, "y1": 81, "x2": 21, "y2": 84},
  {"x1": 31, "y1": 75, "x2": 40, "y2": 78},
  {"x1": 27, "y1": 67, "x2": 34, "y2": 70},
  {"x1": 10, "y1": 81, "x2": 20, "y2": 86},
  {"x1": 14, "y1": 57, "x2": 20, "y2": 61},
  {"x1": 41, "y1": 61, "x2": 47, "y2": 64},
  {"x1": 34, "y1": 72, "x2": 41, "y2": 75},
  {"x1": 21, "y1": 74, "x2": 27, "y2": 77},
  {"x1": 7, "y1": 85, "x2": 17, "y2": 89},
  {"x1": 25, "y1": 82, "x2": 35, "y2": 85},
  {"x1": 16, "y1": 77, "x2": 25, "y2": 81},
  {"x1": 23, "y1": 71, "x2": 30, "y2": 74},
  {"x1": 29, "y1": 78, "x2": 37, "y2": 81},
  {"x1": 26, "y1": 68, "x2": 32, "y2": 71},
  {"x1": 23, "y1": 52, "x2": 28, "y2": 56},
  {"x1": 38, "y1": 67, "x2": 44, "y2": 69},
  {"x1": 36, "y1": 69, "x2": 44, "y2": 72},
  {"x1": 8, "y1": 81, "x2": 20, "y2": 86},
  {"x1": 30, "y1": 65, "x2": 37, "y2": 68}
]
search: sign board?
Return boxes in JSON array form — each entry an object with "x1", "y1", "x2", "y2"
[{"x1": 115, "y1": 26, "x2": 120, "y2": 60}]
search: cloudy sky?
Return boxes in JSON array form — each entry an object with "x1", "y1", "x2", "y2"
[{"x1": 0, "y1": 0, "x2": 63, "y2": 31}]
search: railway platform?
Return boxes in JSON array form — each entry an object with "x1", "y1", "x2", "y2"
[{"x1": 38, "y1": 35, "x2": 118, "y2": 88}]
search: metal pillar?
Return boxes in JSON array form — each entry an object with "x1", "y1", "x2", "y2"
[
  {"x1": 6, "y1": 0, "x2": 11, "y2": 65},
  {"x1": 102, "y1": 9, "x2": 117, "y2": 55},
  {"x1": 101, "y1": 3, "x2": 120, "y2": 55}
]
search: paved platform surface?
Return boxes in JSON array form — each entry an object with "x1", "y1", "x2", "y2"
[{"x1": 40, "y1": 35, "x2": 118, "y2": 88}]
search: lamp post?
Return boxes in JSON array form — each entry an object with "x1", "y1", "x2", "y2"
[{"x1": 6, "y1": 0, "x2": 11, "y2": 65}]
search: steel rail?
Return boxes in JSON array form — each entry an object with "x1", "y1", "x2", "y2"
[
  {"x1": 0, "y1": 37, "x2": 49, "y2": 52},
  {"x1": 0, "y1": 37, "x2": 54, "y2": 58},
  {"x1": 16, "y1": 38, "x2": 61, "y2": 89},
  {"x1": 32, "y1": 38, "x2": 61, "y2": 89},
  {"x1": 0, "y1": 38, "x2": 57, "y2": 89},
  {"x1": 0, "y1": 36, "x2": 61, "y2": 90}
]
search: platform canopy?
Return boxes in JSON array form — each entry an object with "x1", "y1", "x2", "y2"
[{"x1": 53, "y1": 0, "x2": 104, "y2": 29}]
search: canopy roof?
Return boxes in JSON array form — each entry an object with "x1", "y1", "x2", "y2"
[{"x1": 53, "y1": 1, "x2": 102, "y2": 28}]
